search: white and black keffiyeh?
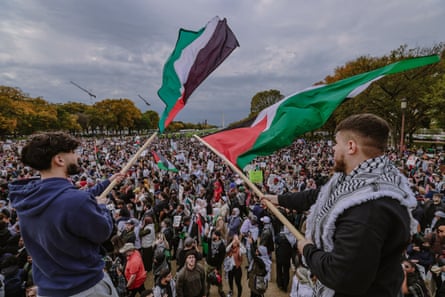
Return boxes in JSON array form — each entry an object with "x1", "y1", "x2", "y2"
[{"x1": 305, "y1": 156, "x2": 417, "y2": 297}]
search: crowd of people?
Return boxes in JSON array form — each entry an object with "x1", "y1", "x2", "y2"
[{"x1": 1, "y1": 114, "x2": 445, "y2": 297}]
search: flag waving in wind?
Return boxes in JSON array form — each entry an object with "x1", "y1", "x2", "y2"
[
  {"x1": 203, "y1": 55, "x2": 440, "y2": 169},
  {"x1": 152, "y1": 151, "x2": 178, "y2": 172},
  {"x1": 158, "y1": 16, "x2": 239, "y2": 132}
]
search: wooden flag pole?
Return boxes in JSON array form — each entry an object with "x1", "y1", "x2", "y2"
[
  {"x1": 194, "y1": 134, "x2": 305, "y2": 241},
  {"x1": 99, "y1": 132, "x2": 158, "y2": 200}
]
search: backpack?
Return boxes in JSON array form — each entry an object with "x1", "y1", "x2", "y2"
[
  {"x1": 249, "y1": 257, "x2": 268, "y2": 294},
  {"x1": 236, "y1": 192, "x2": 246, "y2": 207},
  {"x1": 254, "y1": 274, "x2": 268, "y2": 294},
  {"x1": 207, "y1": 269, "x2": 222, "y2": 285}
]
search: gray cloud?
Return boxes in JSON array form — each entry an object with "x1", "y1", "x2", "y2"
[{"x1": 0, "y1": 0, "x2": 443, "y2": 126}]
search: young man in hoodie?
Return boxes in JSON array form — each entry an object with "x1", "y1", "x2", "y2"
[{"x1": 8, "y1": 132, "x2": 125, "y2": 297}]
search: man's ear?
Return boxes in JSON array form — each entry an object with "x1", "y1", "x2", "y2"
[
  {"x1": 52, "y1": 154, "x2": 65, "y2": 167},
  {"x1": 347, "y1": 139, "x2": 358, "y2": 155}
]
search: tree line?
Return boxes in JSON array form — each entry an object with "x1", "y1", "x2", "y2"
[{"x1": 1, "y1": 43, "x2": 444, "y2": 141}]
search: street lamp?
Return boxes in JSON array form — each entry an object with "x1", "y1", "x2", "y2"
[{"x1": 400, "y1": 98, "x2": 407, "y2": 154}]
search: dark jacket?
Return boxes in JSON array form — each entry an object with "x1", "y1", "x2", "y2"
[
  {"x1": 176, "y1": 263, "x2": 206, "y2": 297},
  {"x1": 279, "y1": 189, "x2": 412, "y2": 297},
  {"x1": 0, "y1": 226, "x2": 20, "y2": 258},
  {"x1": 259, "y1": 225, "x2": 274, "y2": 253},
  {"x1": 275, "y1": 233, "x2": 293, "y2": 264},
  {"x1": 205, "y1": 235, "x2": 226, "y2": 268}
]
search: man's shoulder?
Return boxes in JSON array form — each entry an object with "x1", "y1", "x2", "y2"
[
  {"x1": 345, "y1": 196, "x2": 410, "y2": 223},
  {"x1": 195, "y1": 263, "x2": 205, "y2": 274}
]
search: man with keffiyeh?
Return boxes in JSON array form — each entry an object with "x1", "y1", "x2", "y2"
[{"x1": 264, "y1": 113, "x2": 417, "y2": 297}]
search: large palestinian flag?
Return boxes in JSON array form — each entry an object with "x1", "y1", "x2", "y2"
[
  {"x1": 203, "y1": 55, "x2": 440, "y2": 169},
  {"x1": 158, "y1": 16, "x2": 239, "y2": 132}
]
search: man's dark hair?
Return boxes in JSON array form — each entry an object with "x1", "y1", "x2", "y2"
[
  {"x1": 335, "y1": 113, "x2": 390, "y2": 154},
  {"x1": 21, "y1": 132, "x2": 80, "y2": 171}
]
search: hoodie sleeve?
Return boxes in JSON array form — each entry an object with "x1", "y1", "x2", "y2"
[
  {"x1": 85, "y1": 179, "x2": 111, "y2": 197},
  {"x1": 65, "y1": 191, "x2": 114, "y2": 243}
]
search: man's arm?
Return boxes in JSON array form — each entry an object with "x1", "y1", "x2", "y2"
[
  {"x1": 88, "y1": 173, "x2": 126, "y2": 202},
  {"x1": 263, "y1": 189, "x2": 319, "y2": 211},
  {"x1": 66, "y1": 191, "x2": 115, "y2": 243},
  {"x1": 175, "y1": 271, "x2": 184, "y2": 297},
  {"x1": 301, "y1": 199, "x2": 408, "y2": 295},
  {"x1": 126, "y1": 274, "x2": 136, "y2": 289},
  {"x1": 200, "y1": 266, "x2": 207, "y2": 297}
]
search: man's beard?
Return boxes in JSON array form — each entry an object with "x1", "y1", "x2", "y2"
[
  {"x1": 333, "y1": 154, "x2": 346, "y2": 174},
  {"x1": 66, "y1": 163, "x2": 81, "y2": 175}
]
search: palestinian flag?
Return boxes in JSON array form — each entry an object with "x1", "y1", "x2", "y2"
[
  {"x1": 152, "y1": 151, "x2": 178, "y2": 172},
  {"x1": 157, "y1": 16, "x2": 239, "y2": 132},
  {"x1": 203, "y1": 55, "x2": 440, "y2": 169}
]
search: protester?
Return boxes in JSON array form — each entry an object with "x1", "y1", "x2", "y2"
[
  {"x1": 406, "y1": 233, "x2": 435, "y2": 277},
  {"x1": 401, "y1": 259, "x2": 430, "y2": 297},
  {"x1": 121, "y1": 218, "x2": 137, "y2": 244},
  {"x1": 239, "y1": 214, "x2": 259, "y2": 268},
  {"x1": 0, "y1": 254, "x2": 25, "y2": 297},
  {"x1": 176, "y1": 237, "x2": 202, "y2": 271},
  {"x1": 25, "y1": 285, "x2": 37, "y2": 297},
  {"x1": 204, "y1": 228, "x2": 226, "y2": 297},
  {"x1": 0, "y1": 220, "x2": 19, "y2": 261},
  {"x1": 275, "y1": 226, "x2": 296, "y2": 292},
  {"x1": 248, "y1": 245, "x2": 271, "y2": 297},
  {"x1": 289, "y1": 265, "x2": 315, "y2": 297},
  {"x1": 423, "y1": 192, "x2": 445, "y2": 231},
  {"x1": 259, "y1": 216, "x2": 274, "y2": 256},
  {"x1": 8, "y1": 132, "x2": 125, "y2": 297},
  {"x1": 119, "y1": 242, "x2": 147, "y2": 297},
  {"x1": 175, "y1": 250, "x2": 206, "y2": 297},
  {"x1": 153, "y1": 266, "x2": 176, "y2": 297},
  {"x1": 227, "y1": 208, "x2": 243, "y2": 238},
  {"x1": 425, "y1": 220, "x2": 445, "y2": 295},
  {"x1": 226, "y1": 234, "x2": 246, "y2": 297},
  {"x1": 139, "y1": 215, "x2": 156, "y2": 272},
  {"x1": 263, "y1": 114, "x2": 418, "y2": 296},
  {"x1": 153, "y1": 246, "x2": 170, "y2": 285}
]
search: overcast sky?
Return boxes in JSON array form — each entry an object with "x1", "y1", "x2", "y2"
[{"x1": 1, "y1": 0, "x2": 443, "y2": 127}]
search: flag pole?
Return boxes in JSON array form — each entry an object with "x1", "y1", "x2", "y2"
[
  {"x1": 99, "y1": 132, "x2": 158, "y2": 200},
  {"x1": 194, "y1": 134, "x2": 305, "y2": 241}
]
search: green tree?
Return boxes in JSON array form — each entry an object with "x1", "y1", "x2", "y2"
[
  {"x1": 55, "y1": 104, "x2": 82, "y2": 133},
  {"x1": 92, "y1": 98, "x2": 142, "y2": 134},
  {"x1": 424, "y1": 73, "x2": 445, "y2": 128},
  {"x1": 18, "y1": 98, "x2": 58, "y2": 134},
  {"x1": 165, "y1": 121, "x2": 185, "y2": 132},
  {"x1": 58, "y1": 102, "x2": 92, "y2": 134},
  {"x1": 249, "y1": 89, "x2": 284, "y2": 117},
  {"x1": 135, "y1": 110, "x2": 159, "y2": 133},
  {"x1": 0, "y1": 86, "x2": 27, "y2": 135}
]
